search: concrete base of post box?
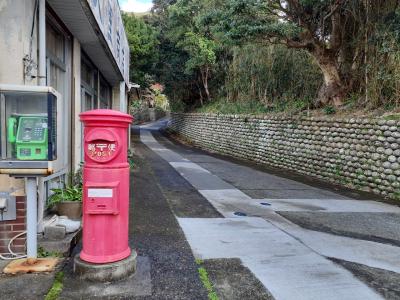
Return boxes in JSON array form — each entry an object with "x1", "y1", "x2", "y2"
[{"x1": 73, "y1": 250, "x2": 137, "y2": 282}]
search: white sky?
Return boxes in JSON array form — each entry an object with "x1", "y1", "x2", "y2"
[{"x1": 119, "y1": 0, "x2": 153, "y2": 13}]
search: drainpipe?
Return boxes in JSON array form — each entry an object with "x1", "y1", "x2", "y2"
[
  {"x1": 120, "y1": 82, "x2": 131, "y2": 149},
  {"x1": 120, "y1": 81, "x2": 126, "y2": 113},
  {"x1": 26, "y1": 0, "x2": 46, "y2": 260}
]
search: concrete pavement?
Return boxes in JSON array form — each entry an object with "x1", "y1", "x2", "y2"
[{"x1": 139, "y1": 119, "x2": 400, "y2": 300}]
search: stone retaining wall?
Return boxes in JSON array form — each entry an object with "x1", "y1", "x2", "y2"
[
  {"x1": 168, "y1": 113, "x2": 400, "y2": 200},
  {"x1": 132, "y1": 108, "x2": 166, "y2": 124}
]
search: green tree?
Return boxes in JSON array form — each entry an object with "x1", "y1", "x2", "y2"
[
  {"x1": 139, "y1": 0, "x2": 400, "y2": 112},
  {"x1": 122, "y1": 13, "x2": 159, "y2": 86},
  {"x1": 180, "y1": 32, "x2": 216, "y2": 103},
  {"x1": 166, "y1": 0, "x2": 219, "y2": 105},
  {"x1": 226, "y1": 44, "x2": 321, "y2": 105},
  {"x1": 212, "y1": 0, "x2": 399, "y2": 107}
]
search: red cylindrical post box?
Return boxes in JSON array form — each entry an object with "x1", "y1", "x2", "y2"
[{"x1": 79, "y1": 109, "x2": 133, "y2": 264}]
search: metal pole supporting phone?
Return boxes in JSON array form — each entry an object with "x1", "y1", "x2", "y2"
[{"x1": 26, "y1": 177, "x2": 37, "y2": 259}]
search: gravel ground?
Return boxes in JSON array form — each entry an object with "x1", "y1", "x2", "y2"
[
  {"x1": 136, "y1": 128, "x2": 221, "y2": 219},
  {"x1": 331, "y1": 258, "x2": 400, "y2": 300},
  {"x1": 127, "y1": 140, "x2": 209, "y2": 299},
  {"x1": 0, "y1": 256, "x2": 66, "y2": 300},
  {"x1": 60, "y1": 136, "x2": 209, "y2": 299},
  {"x1": 278, "y1": 211, "x2": 400, "y2": 246},
  {"x1": 0, "y1": 267, "x2": 55, "y2": 300},
  {"x1": 201, "y1": 258, "x2": 274, "y2": 300}
]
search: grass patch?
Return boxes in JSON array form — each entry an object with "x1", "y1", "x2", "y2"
[
  {"x1": 128, "y1": 149, "x2": 136, "y2": 169},
  {"x1": 196, "y1": 98, "x2": 272, "y2": 115},
  {"x1": 384, "y1": 114, "x2": 400, "y2": 121},
  {"x1": 323, "y1": 105, "x2": 336, "y2": 115},
  {"x1": 37, "y1": 247, "x2": 63, "y2": 258},
  {"x1": 393, "y1": 191, "x2": 400, "y2": 201},
  {"x1": 196, "y1": 259, "x2": 219, "y2": 300},
  {"x1": 194, "y1": 97, "x2": 315, "y2": 115},
  {"x1": 45, "y1": 271, "x2": 64, "y2": 300}
]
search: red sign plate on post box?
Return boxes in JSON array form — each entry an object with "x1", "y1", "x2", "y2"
[
  {"x1": 85, "y1": 129, "x2": 120, "y2": 163},
  {"x1": 87, "y1": 142, "x2": 117, "y2": 160}
]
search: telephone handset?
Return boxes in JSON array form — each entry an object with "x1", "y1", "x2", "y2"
[
  {"x1": 6, "y1": 116, "x2": 48, "y2": 160},
  {"x1": 7, "y1": 117, "x2": 17, "y2": 143}
]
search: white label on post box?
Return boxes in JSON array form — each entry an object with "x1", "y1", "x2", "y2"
[{"x1": 88, "y1": 189, "x2": 113, "y2": 198}]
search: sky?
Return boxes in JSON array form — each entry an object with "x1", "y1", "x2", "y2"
[{"x1": 119, "y1": 0, "x2": 153, "y2": 13}]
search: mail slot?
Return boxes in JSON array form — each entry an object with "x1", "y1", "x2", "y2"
[{"x1": 79, "y1": 109, "x2": 133, "y2": 264}]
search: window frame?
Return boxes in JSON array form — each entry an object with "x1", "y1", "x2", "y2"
[{"x1": 81, "y1": 51, "x2": 112, "y2": 111}]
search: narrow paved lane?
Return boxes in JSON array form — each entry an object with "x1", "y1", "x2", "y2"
[
  {"x1": 139, "y1": 119, "x2": 400, "y2": 300},
  {"x1": 60, "y1": 129, "x2": 210, "y2": 300}
]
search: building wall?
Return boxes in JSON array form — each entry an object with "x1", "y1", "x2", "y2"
[
  {"x1": 0, "y1": 195, "x2": 26, "y2": 255},
  {"x1": 87, "y1": 0, "x2": 130, "y2": 84},
  {"x1": 0, "y1": 0, "x2": 37, "y2": 192},
  {"x1": 0, "y1": 0, "x2": 39, "y2": 86},
  {"x1": 0, "y1": 1, "x2": 38, "y2": 254},
  {"x1": 169, "y1": 113, "x2": 400, "y2": 200},
  {"x1": 112, "y1": 85, "x2": 120, "y2": 110},
  {"x1": 0, "y1": 0, "x2": 39, "y2": 186},
  {"x1": 0, "y1": 0, "x2": 130, "y2": 255}
]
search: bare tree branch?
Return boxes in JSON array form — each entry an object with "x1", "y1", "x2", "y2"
[{"x1": 285, "y1": 38, "x2": 313, "y2": 49}]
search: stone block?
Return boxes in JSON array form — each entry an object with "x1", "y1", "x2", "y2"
[{"x1": 44, "y1": 225, "x2": 66, "y2": 240}]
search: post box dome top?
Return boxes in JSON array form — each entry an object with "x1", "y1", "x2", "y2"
[{"x1": 80, "y1": 109, "x2": 133, "y2": 124}]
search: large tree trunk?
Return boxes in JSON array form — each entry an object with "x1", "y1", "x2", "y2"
[
  {"x1": 201, "y1": 67, "x2": 211, "y2": 102},
  {"x1": 196, "y1": 79, "x2": 204, "y2": 106},
  {"x1": 312, "y1": 49, "x2": 347, "y2": 107}
]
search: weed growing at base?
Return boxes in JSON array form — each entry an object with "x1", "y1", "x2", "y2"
[
  {"x1": 196, "y1": 259, "x2": 219, "y2": 300},
  {"x1": 37, "y1": 247, "x2": 63, "y2": 258},
  {"x1": 45, "y1": 271, "x2": 64, "y2": 300}
]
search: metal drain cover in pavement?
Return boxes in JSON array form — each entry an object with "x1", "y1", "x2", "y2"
[
  {"x1": 234, "y1": 212, "x2": 247, "y2": 217},
  {"x1": 260, "y1": 202, "x2": 271, "y2": 206}
]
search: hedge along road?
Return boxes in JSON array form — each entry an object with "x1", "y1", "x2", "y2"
[{"x1": 139, "y1": 118, "x2": 400, "y2": 300}]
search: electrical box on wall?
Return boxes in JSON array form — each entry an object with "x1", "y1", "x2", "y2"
[
  {"x1": 0, "y1": 84, "x2": 64, "y2": 176},
  {"x1": 0, "y1": 192, "x2": 16, "y2": 222}
]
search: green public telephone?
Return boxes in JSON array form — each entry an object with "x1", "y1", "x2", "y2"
[{"x1": 7, "y1": 116, "x2": 48, "y2": 160}]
